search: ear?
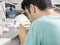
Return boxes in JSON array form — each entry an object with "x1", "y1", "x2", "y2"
[{"x1": 30, "y1": 4, "x2": 36, "y2": 13}]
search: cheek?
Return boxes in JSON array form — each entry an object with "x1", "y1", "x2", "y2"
[
  {"x1": 29, "y1": 15, "x2": 34, "y2": 22},
  {"x1": 25, "y1": 10, "x2": 33, "y2": 22},
  {"x1": 26, "y1": 13, "x2": 32, "y2": 22},
  {"x1": 26, "y1": 12, "x2": 31, "y2": 19},
  {"x1": 25, "y1": 14, "x2": 29, "y2": 19}
]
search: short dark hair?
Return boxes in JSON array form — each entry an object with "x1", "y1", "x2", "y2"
[{"x1": 21, "y1": 0, "x2": 52, "y2": 10}]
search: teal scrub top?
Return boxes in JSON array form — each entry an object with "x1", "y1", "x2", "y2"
[{"x1": 24, "y1": 16, "x2": 60, "y2": 45}]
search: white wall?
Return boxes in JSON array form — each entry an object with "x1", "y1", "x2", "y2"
[
  {"x1": 52, "y1": 0, "x2": 60, "y2": 4},
  {"x1": 5, "y1": 0, "x2": 60, "y2": 5},
  {"x1": 15, "y1": 0, "x2": 23, "y2": 10},
  {"x1": 5, "y1": 0, "x2": 60, "y2": 10}
]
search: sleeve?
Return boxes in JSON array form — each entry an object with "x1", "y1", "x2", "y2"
[{"x1": 24, "y1": 20, "x2": 42, "y2": 45}]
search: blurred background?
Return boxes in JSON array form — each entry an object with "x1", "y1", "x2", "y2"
[
  {"x1": 0, "y1": 0, "x2": 60, "y2": 19},
  {"x1": 0, "y1": 0, "x2": 60, "y2": 45}
]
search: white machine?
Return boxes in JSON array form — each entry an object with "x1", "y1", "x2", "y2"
[
  {"x1": 0, "y1": 0, "x2": 6, "y2": 24},
  {"x1": 5, "y1": 0, "x2": 23, "y2": 10}
]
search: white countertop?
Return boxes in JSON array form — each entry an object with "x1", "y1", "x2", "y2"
[
  {"x1": 1, "y1": 27, "x2": 19, "y2": 39},
  {"x1": 0, "y1": 38, "x2": 11, "y2": 45}
]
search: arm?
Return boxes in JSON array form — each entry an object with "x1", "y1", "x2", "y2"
[
  {"x1": 24, "y1": 20, "x2": 42, "y2": 45},
  {"x1": 19, "y1": 24, "x2": 28, "y2": 45}
]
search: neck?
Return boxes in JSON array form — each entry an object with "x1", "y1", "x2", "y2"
[{"x1": 34, "y1": 9, "x2": 59, "y2": 20}]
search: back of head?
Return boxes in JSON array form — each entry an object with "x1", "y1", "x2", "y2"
[{"x1": 21, "y1": 0, "x2": 52, "y2": 10}]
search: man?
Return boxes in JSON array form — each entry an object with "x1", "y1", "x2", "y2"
[{"x1": 19, "y1": 0, "x2": 60, "y2": 45}]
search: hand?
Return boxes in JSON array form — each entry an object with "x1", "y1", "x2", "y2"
[{"x1": 19, "y1": 24, "x2": 27, "y2": 45}]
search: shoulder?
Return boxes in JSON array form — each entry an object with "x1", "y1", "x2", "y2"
[
  {"x1": 30, "y1": 16, "x2": 54, "y2": 29},
  {"x1": 31, "y1": 17, "x2": 47, "y2": 26},
  {"x1": 29, "y1": 17, "x2": 46, "y2": 29}
]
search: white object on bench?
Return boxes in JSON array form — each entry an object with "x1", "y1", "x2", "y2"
[{"x1": 0, "y1": 38, "x2": 11, "y2": 45}]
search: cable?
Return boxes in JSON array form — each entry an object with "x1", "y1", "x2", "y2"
[{"x1": 52, "y1": 4, "x2": 60, "y2": 9}]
